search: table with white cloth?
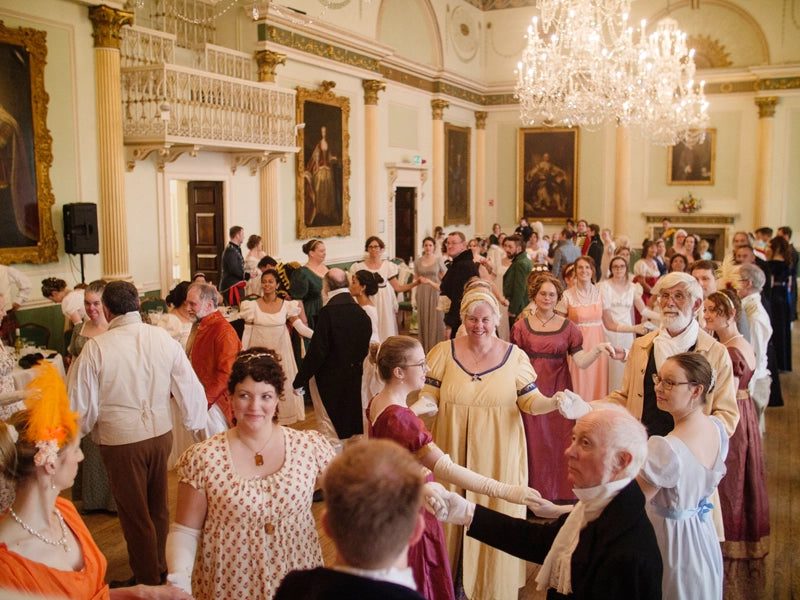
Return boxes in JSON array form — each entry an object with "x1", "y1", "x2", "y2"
[{"x1": 12, "y1": 350, "x2": 66, "y2": 390}]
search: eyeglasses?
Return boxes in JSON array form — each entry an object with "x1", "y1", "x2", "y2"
[
  {"x1": 367, "y1": 244, "x2": 382, "y2": 249},
  {"x1": 658, "y1": 290, "x2": 689, "y2": 304},
  {"x1": 652, "y1": 374, "x2": 694, "y2": 391},
  {"x1": 400, "y1": 360, "x2": 429, "y2": 371}
]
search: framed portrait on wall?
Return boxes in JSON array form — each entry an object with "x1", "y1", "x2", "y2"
[
  {"x1": 668, "y1": 129, "x2": 715, "y2": 185},
  {"x1": 444, "y1": 123, "x2": 470, "y2": 226},
  {"x1": 517, "y1": 127, "x2": 578, "y2": 222},
  {"x1": 295, "y1": 82, "x2": 351, "y2": 239},
  {"x1": 0, "y1": 21, "x2": 57, "y2": 264}
]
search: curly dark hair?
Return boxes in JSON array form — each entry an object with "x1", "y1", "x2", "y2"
[
  {"x1": 353, "y1": 270, "x2": 383, "y2": 297},
  {"x1": 41, "y1": 277, "x2": 67, "y2": 298},
  {"x1": 227, "y1": 347, "x2": 286, "y2": 398}
]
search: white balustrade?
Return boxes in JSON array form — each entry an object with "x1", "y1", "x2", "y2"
[
  {"x1": 121, "y1": 25, "x2": 176, "y2": 67},
  {"x1": 122, "y1": 64, "x2": 296, "y2": 149},
  {"x1": 193, "y1": 43, "x2": 254, "y2": 80},
  {"x1": 153, "y1": 0, "x2": 216, "y2": 48}
]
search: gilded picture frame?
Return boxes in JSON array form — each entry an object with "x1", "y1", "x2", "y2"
[
  {"x1": 518, "y1": 127, "x2": 578, "y2": 222},
  {"x1": 668, "y1": 129, "x2": 715, "y2": 185},
  {"x1": 0, "y1": 21, "x2": 57, "y2": 264},
  {"x1": 295, "y1": 82, "x2": 351, "y2": 239},
  {"x1": 444, "y1": 123, "x2": 470, "y2": 226}
]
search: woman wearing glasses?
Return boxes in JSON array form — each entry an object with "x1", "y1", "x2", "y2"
[
  {"x1": 349, "y1": 236, "x2": 420, "y2": 342},
  {"x1": 367, "y1": 335, "x2": 547, "y2": 600},
  {"x1": 636, "y1": 352, "x2": 728, "y2": 600}
]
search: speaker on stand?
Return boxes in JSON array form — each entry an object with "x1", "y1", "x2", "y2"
[{"x1": 63, "y1": 203, "x2": 99, "y2": 284}]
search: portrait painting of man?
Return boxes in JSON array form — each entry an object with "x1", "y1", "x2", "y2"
[{"x1": 518, "y1": 128, "x2": 578, "y2": 221}]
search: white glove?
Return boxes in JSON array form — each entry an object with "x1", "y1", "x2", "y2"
[
  {"x1": 409, "y1": 395, "x2": 438, "y2": 418},
  {"x1": 165, "y1": 522, "x2": 200, "y2": 595},
  {"x1": 423, "y1": 482, "x2": 475, "y2": 526},
  {"x1": 291, "y1": 319, "x2": 314, "y2": 338},
  {"x1": 592, "y1": 342, "x2": 615, "y2": 357},
  {"x1": 555, "y1": 390, "x2": 592, "y2": 419},
  {"x1": 527, "y1": 497, "x2": 575, "y2": 519}
]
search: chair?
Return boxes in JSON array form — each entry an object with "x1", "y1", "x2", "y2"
[
  {"x1": 17, "y1": 322, "x2": 51, "y2": 349},
  {"x1": 141, "y1": 297, "x2": 168, "y2": 313}
]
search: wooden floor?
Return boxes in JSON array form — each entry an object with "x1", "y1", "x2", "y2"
[{"x1": 82, "y1": 325, "x2": 800, "y2": 598}]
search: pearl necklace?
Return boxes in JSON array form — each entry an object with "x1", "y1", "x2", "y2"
[
  {"x1": 9, "y1": 506, "x2": 70, "y2": 553},
  {"x1": 720, "y1": 333, "x2": 743, "y2": 347}
]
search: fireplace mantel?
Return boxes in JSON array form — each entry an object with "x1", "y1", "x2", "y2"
[
  {"x1": 642, "y1": 212, "x2": 739, "y2": 261},
  {"x1": 642, "y1": 212, "x2": 739, "y2": 225}
]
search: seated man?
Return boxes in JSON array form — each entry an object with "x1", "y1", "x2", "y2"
[
  {"x1": 275, "y1": 439, "x2": 426, "y2": 600},
  {"x1": 427, "y1": 404, "x2": 662, "y2": 600}
]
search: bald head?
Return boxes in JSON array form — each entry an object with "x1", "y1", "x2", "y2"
[{"x1": 325, "y1": 268, "x2": 349, "y2": 291}]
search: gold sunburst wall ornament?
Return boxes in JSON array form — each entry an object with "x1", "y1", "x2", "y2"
[{"x1": 687, "y1": 34, "x2": 732, "y2": 69}]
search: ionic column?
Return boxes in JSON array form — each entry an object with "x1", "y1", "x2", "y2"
[
  {"x1": 754, "y1": 97, "x2": 778, "y2": 227},
  {"x1": 614, "y1": 126, "x2": 631, "y2": 236},
  {"x1": 260, "y1": 160, "x2": 280, "y2": 256},
  {"x1": 431, "y1": 99, "x2": 449, "y2": 228},
  {"x1": 89, "y1": 5, "x2": 133, "y2": 281},
  {"x1": 474, "y1": 111, "x2": 487, "y2": 235},
  {"x1": 363, "y1": 80, "x2": 386, "y2": 237}
]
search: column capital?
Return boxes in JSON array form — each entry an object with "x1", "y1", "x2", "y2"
[
  {"x1": 431, "y1": 99, "x2": 450, "y2": 120},
  {"x1": 475, "y1": 111, "x2": 488, "y2": 130},
  {"x1": 755, "y1": 96, "x2": 779, "y2": 118},
  {"x1": 254, "y1": 49, "x2": 286, "y2": 83},
  {"x1": 362, "y1": 80, "x2": 386, "y2": 105},
  {"x1": 88, "y1": 5, "x2": 133, "y2": 50}
]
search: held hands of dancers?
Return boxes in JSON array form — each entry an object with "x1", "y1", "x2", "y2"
[
  {"x1": 554, "y1": 390, "x2": 592, "y2": 419},
  {"x1": 409, "y1": 394, "x2": 438, "y2": 418}
]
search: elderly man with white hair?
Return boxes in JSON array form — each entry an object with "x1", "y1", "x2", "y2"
[
  {"x1": 426, "y1": 403, "x2": 662, "y2": 600},
  {"x1": 600, "y1": 271, "x2": 738, "y2": 439}
]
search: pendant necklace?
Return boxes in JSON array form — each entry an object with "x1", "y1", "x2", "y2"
[
  {"x1": 239, "y1": 427, "x2": 275, "y2": 466},
  {"x1": 9, "y1": 506, "x2": 70, "y2": 553},
  {"x1": 535, "y1": 310, "x2": 556, "y2": 328}
]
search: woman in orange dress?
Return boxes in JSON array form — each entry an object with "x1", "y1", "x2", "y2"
[{"x1": 0, "y1": 363, "x2": 188, "y2": 600}]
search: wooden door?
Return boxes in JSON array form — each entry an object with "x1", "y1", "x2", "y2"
[
  {"x1": 394, "y1": 186, "x2": 416, "y2": 263},
  {"x1": 187, "y1": 181, "x2": 224, "y2": 286}
]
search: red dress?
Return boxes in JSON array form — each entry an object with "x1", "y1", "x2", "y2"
[
  {"x1": 367, "y1": 402, "x2": 455, "y2": 600},
  {"x1": 718, "y1": 346, "x2": 770, "y2": 557},
  {"x1": 510, "y1": 318, "x2": 583, "y2": 500}
]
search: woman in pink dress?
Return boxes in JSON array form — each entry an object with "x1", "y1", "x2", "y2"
[
  {"x1": 557, "y1": 256, "x2": 613, "y2": 400},
  {"x1": 511, "y1": 273, "x2": 613, "y2": 500},
  {"x1": 367, "y1": 336, "x2": 546, "y2": 600}
]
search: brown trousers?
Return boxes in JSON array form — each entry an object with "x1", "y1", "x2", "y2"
[{"x1": 100, "y1": 431, "x2": 172, "y2": 585}]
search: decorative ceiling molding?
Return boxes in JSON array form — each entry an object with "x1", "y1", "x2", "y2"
[
  {"x1": 461, "y1": 0, "x2": 536, "y2": 9},
  {"x1": 688, "y1": 34, "x2": 733, "y2": 69}
]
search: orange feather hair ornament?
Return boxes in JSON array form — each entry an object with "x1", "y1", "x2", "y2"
[{"x1": 23, "y1": 361, "x2": 78, "y2": 467}]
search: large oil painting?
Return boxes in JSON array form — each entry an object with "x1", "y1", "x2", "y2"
[
  {"x1": 295, "y1": 82, "x2": 350, "y2": 239},
  {"x1": 0, "y1": 21, "x2": 57, "y2": 263},
  {"x1": 445, "y1": 123, "x2": 470, "y2": 226},
  {"x1": 517, "y1": 127, "x2": 578, "y2": 222},
  {"x1": 668, "y1": 129, "x2": 715, "y2": 185}
]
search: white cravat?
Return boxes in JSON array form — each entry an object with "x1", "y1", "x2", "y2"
[
  {"x1": 332, "y1": 565, "x2": 417, "y2": 590},
  {"x1": 652, "y1": 319, "x2": 699, "y2": 369},
  {"x1": 535, "y1": 477, "x2": 631, "y2": 595}
]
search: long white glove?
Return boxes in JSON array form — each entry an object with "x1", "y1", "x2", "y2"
[
  {"x1": 554, "y1": 389, "x2": 592, "y2": 419},
  {"x1": 423, "y1": 482, "x2": 475, "y2": 526},
  {"x1": 432, "y1": 452, "x2": 542, "y2": 510},
  {"x1": 409, "y1": 394, "x2": 438, "y2": 418},
  {"x1": 527, "y1": 497, "x2": 575, "y2": 519},
  {"x1": 291, "y1": 319, "x2": 314, "y2": 339},
  {"x1": 165, "y1": 522, "x2": 200, "y2": 595}
]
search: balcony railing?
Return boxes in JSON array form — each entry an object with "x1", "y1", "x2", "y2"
[
  {"x1": 121, "y1": 25, "x2": 176, "y2": 67},
  {"x1": 193, "y1": 43, "x2": 254, "y2": 80},
  {"x1": 122, "y1": 64, "x2": 296, "y2": 150}
]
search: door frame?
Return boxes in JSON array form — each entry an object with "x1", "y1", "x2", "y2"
[
  {"x1": 387, "y1": 163, "x2": 428, "y2": 261},
  {"x1": 156, "y1": 167, "x2": 233, "y2": 297}
]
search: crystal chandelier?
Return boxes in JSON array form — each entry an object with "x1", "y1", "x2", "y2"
[{"x1": 514, "y1": 0, "x2": 709, "y2": 146}]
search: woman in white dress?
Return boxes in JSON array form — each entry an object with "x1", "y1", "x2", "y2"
[
  {"x1": 349, "y1": 236, "x2": 419, "y2": 342},
  {"x1": 349, "y1": 269, "x2": 383, "y2": 432},
  {"x1": 244, "y1": 235, "x2": 267, "y2": 297},
  {"x1": 239, "y1": 269, "x2": 313, "y2": 424},
  {"x1": 41, "y1": 278, "x2": 85, "y2": 325},
  {"x1": 157, "y1": 281, "x2": 196, "y2": 467},
  {"x1": 600, "y1": 227, "x2": 616, "y2": 279},
  {"x1": 633, "y1": 239, "x2": 662, "y2": 308},
  {"x1": 598, "y1": 256, "x2": 656, "y2": 391},
  {"x1": 637, "y1": 352, "x2": 728, "y2": 600}
]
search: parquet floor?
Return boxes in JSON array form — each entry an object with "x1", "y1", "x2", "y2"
[{"x1": 82, "y1": 325, "x2": 800, "y2": 599}]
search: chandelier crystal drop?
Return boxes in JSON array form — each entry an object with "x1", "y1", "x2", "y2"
[{"x1": 514, "y1": 1, "x2": 709, "y2": 146}]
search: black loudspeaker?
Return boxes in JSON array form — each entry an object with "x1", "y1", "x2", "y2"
[{"x1": 63, "y1": 203, "x2": 99, "y2": 255}]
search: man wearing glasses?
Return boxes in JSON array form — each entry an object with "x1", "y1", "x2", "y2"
[{"x1": 598, "y1": 271, "x2": 738, "y2": 440}]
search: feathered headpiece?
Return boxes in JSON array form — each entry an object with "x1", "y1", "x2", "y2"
[{"x1": 23, "y1": 362, "x2": 78, "y2": 467}]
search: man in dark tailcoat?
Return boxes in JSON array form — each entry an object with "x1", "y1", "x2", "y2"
[{"x1": 293, "y1": 268, "x2": 372, "y2": 440}]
